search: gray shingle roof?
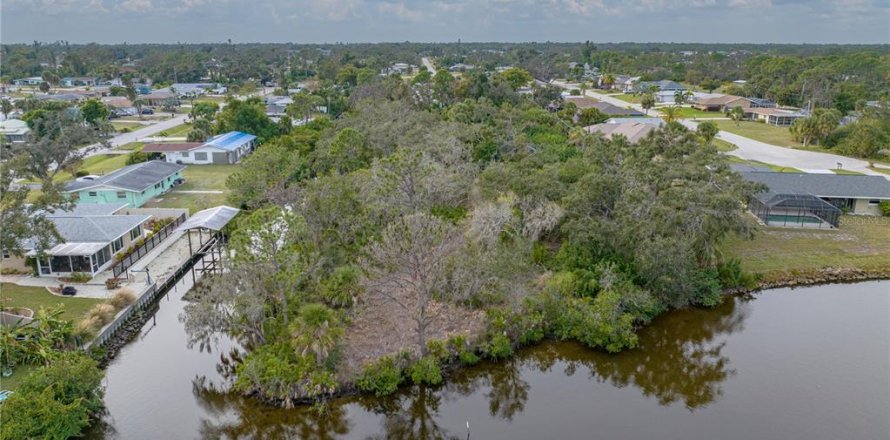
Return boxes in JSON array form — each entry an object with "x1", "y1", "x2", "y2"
[
  {"x1": 44, "y1": 203, "x2": 127, "y2": 217},
  {"x1": 740, "y1": 171, "x2": 890, "y2": 200},
  {"x1": 589, "y1": 102, "x2": 644, "y2": 116},
  {"x1": 65, "y1": 160, "x2": 185, "y2": 193},
  {"x1": 51, "y1": 215, "x2": 150, "y2": 243}
]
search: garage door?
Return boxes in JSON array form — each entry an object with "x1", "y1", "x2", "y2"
[{"x1": 212, "y1": 152, "x2": 229, "y2": 164}]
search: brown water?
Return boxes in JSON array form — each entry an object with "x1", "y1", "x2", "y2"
[{"x1": 91, "y1": 280, "x2": 890, "y2": 440}]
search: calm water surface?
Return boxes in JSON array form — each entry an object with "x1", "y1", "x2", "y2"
[{"x1": 91, "y1": 280, "x2": 890, "y2": 439}]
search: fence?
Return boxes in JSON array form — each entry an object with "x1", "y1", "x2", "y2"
[{"x1": 111, "y1": 213, "x2": 186, "y2": 277}]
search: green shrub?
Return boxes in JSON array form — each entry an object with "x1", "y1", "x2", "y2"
[
  {"x1": 126, "y1": 151, "x2": 148, "y2": 165},
  {"x1": 1, "y1": 353, "x2": 104, "y2": 440},
  {"x1": 880, "y1": 201, "x2": 890, "y2": 217},
  {"x1": 66, "y1": 272, "x2": 91, "y2": 283},
  {"x1": 717, "y1": 258, "x2": 760, "y2": 290},
  {"x1": 425, "y1": 339, "x2": 449, "y2": 361},
  {"x1": 484, "y1": 333, "x2": 513, "y2": 359},
  {"x1": 74, "y1": 170, "x2": 90, "y2": 177},
  {"x1": 408, "y1": 356, "x2": 443, "y2": 386},
  {"x1": 459, "y1": 350, "x2": 480, "y2": 365},
  {"x1": 355, "y1": 356, "x2": 403, "y2": 396}
]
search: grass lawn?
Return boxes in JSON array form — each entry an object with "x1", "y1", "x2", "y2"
[
  {"x1": 612, "y1": 93, "x2": 642, "y2": 104},
  {"x1": 659, "y1": 107, "x2": 723, "y2": 119},
  {"x1": 111, "y1": 121, "x2": 144, "y2": 132},
  {"x1": 157, "y1": 123, "x2": 192, "y2": 137},
  {"x1": 725, "y1": 156, "x2": 801, "y2": 173},
  {"x1": 194, "y1": 96, "x2": 226, "y2": 103},
  {"x1": 1, "y1": 364, "x2": 36, "y2": 391},
  {"x1": 118, "y1": 142, "x2": 145, "y2": 151},
  {"x1": 831, "y1": 169, "x2": 865, "y2": 175},
  {"x1": 143, "y1": 192, "x2": 229, "y2": 214},
  {"x1": 177, "y1": 164, "x2": 239, "y2": 191},
  {"x1": 869, "y1": 166, "x2": 890, "y2": 176},
  {"x1": 713, "y1": 120, "x2": 801, "y2": 148},
  {"x1": 0, "y1": 283, "x2": 102, "y2": 323},
  {"x1": 722, "y1": 215, "x2": 890, "y2": 283},
  {"x1": 713, "y1": 139, "x2": 737, "y2": 152}
]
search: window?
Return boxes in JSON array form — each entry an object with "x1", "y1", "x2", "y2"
[
  {"x1": 182, "y1": 151, "x2": 189, "y2": 158},
  {"x1": 112, "y1": 237, "x2": 124, "y2": 253},
  {"x1": 194, "y1": 152, "x2": 208, "y2": 161},
  {"x1": 2, "y1": 250, "x2": 10, "y2": 259},
  {"x1": 868, "y1": 200, "x2": 881, "y2": 205},
  {"x1": 130, "y1": 226, "x2": 142, "y2": 240},
  {"x1": 88, "y1": 191, "x2": 97, "y2": 197},
  {"x1": 117, "y1": 191, "x2": 127, "y2": 199}
]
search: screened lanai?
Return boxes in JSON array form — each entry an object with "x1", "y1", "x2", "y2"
[{"x1": 748, "y1": 192, "x2": 841, "y2": 229}]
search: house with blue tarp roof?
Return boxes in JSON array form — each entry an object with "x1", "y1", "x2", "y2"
[{"x1": 159, "y1": 131, "x2": 258, "y2": 165}]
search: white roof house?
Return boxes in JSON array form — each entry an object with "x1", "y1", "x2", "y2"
[
  {"x1": 0, "y1": 119, "x2": 31, "y2": 143},
  {"x1": 157, "y1": 131, "x2": 258, "y2": 165}
]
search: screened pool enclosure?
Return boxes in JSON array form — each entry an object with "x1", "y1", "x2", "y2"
[{"x1": 748, "y1": 192, "x2": 840, "y2": 229}]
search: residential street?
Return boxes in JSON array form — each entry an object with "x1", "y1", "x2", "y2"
[
  {"x1": 679, "y1": 120, "x2": 885, "y2": 176},
  {"x1": 421, "y1": 57, "x2": 436, "y2": 74},
  {"x1": 551, "y1": 81, "x2": 887, "y2": 178},
  {"x1": 86, "y1": 114, "x2": 190, "y2": 157}
]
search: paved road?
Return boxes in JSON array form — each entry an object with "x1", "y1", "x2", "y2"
[
  {"x1": 552, "y1": 80, "x2": 887, "y2": 178},
  {"x1": 421, "y1": 57, "x2": 436, "y2": 74},
  {"x1": 679, "y1": 120, "x2": 885, "y2": 176},
  {"x1": 85, "y1": 114, "x2": 190, "y2": 157}
]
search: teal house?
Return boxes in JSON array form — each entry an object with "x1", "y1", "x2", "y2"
[{"x1": 65, "y1": 161, "x2": 186, "y2": 208}]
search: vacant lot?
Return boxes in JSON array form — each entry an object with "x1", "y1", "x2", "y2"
[
  {"x1": 714, "y1": 120, "x2": 800, "y2": 148},
  {"x1": 158, "y1": 123, "x2": 192, "y2": 137},
  {"x1": 144, "y1": 192, "x2": 229, "y2": 214},
  {"x1": 722, "y1": 215, "x2": 890, "y2": 282},
  {"x1": 177, "y1": 164, "x2": 239, "y2": 191},
  {"x1": 0, "y1": 282, "x2": 102, "y2": 323}
]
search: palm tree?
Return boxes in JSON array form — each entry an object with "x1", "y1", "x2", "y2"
[
  {"x1": 0, "y1": 99, "x2": 12, "y2": 119},
  {"x1": 290, "y1": 304, "x2": 343, "y2": 366},
  {"x1": 641, "y1": 93, "x2": 655, "y2": 115},
  {"x1": 601, "y1": 73, "x2": 615, "y2": 90},
  {"x1": 662, "y1": 106, "x2": 681, "y2": 123},
  {"x1": 728, "y1": 106, "x2": 745, "y2": 127}
]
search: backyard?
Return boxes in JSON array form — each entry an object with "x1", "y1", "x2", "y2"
[
  {"x1": 714, "y1": 120, "x2": 801, "y2": 148},
  {"x1": 722, "y1": 215, "x2": 890, "y2": 283},
  {"x1": 177, "y1": 164, "x2": 239, "y2": 191},
  {"x1": 143, "y1": 192, "x2": 229, "y2": 213}
]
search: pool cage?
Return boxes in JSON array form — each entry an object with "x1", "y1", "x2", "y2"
[{"x1": 748, "y1": 192, "x2": 841, "y2": 229}]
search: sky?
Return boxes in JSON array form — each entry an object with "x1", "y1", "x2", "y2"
[{"x1": 1, "y1": 0, "x2": 888, "y2": 44}]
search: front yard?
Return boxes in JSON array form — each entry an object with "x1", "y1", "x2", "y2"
[
  {"x1": 157, "y1": 122, "x2": 192, "y2": 137},
  {"x1": 611, "y1": 93, "x2": 641, "y2": 103},
  {"x1": 722, "y1": 215, "x2": 890, "y2": 283},
  {"x1": 0, "y1": 283, "x2": 102, "y2": 323},
  {"x1": 714, "y1": 120, "x2": 801, "y2": 148},
  {"x1": 659, "y1": 106, "x2": 723, "y2": 119}
]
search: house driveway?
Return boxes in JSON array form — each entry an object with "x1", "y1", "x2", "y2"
[{"x1": 679, "y1": 120, "x2": 886, "y2": 177}]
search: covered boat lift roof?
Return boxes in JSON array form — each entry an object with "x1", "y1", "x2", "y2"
[{"x1": 175, "y1": 206, "x2": 240, "y2": 232}]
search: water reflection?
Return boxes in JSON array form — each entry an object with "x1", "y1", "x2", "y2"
[{"x1": 186, "y1": 296, "x2": 748, "y2": 438}]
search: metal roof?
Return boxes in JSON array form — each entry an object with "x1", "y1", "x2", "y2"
[
  {"x1": 741, "y1": 171, "x2": 890, "y2": 200},
  {"x1": 175, "y1": 205, "x2": 239, "y2": 232},
  {"x1": 31, "y1": 242, "x2": 108, "y2": 257},
  {"x1": 204, "y1": 131, "x2": 257, "y2": 152},
  {"x1": 64, "y1": 160, "x2": 185, "y2": 193}
]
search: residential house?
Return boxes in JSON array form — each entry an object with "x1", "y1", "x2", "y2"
[
  {"x1": 60, "y1": 76, "x2": 100, "y2": 87},
  {"x1": 633, "y1": 80, "x2": 686, "y2": 94},
  {"x1": 64, "y1": 160, "x2": 186, "y2": 208},
  {"x1": 1, "y1": 203, "x2": 150, "y2": 277},
  {"x1": 380, "y1": 63, "x2": 417, "y2": 76},
  {"x1": 692, "y1": 95, "x2": 754, "y2": 112},
  {"x1": 169, "y1": 83, "x2": 226, "y2": 96},
  {"x1": 12, "y1": 77, "x2": 43, "y2": 86},
  {"x1": 448, "y1": 63, "x2": 475, "y2": 72},
  {"x1": 35, "y1": 93, "x2": 84, "y2": 104},
  {"x1": 0, "y1": 119, "x2": 30, "y2": 143},
  {"x1": 147, "y1": 131, "x2": 257, "y2": 165},
  {"x1": 584, "y1": 122, "x2": 655, "y2": 144},
  {"x1": 140, "y1": 91, "x2": 179, "y2": 107},
  {"x1": 605, "y1": 117, "x2": 665, "y2": 127},
  {"x1": 743, "y1": 108, "x2": 806, "y2": 126},
  {"x1": 740, "y1": 171, "x2": 890, "y2": 228},
  {"x1": 564, "y1": 96, "x2": 645, "y2": 117}
]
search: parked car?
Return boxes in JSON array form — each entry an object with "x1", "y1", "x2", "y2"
[
  {"x1": 61, "y1": 286, "x2": 77, "y2": 296},
  {"x1": 172, "y1": 177, "x2": 186, "y2": 186},
  {"x1": 141, "y1": 108, "x2": 154, "y2": 115}
]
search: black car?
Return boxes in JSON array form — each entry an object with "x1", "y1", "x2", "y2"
[
  {"x1": 61, "y1": 286, "x2": 77, "y2": 296},
  {"x1": 141, "y1": 108, "x2": 154, "y2": 115}
]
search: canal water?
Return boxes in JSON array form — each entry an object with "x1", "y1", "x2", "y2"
[{"x1": 91, "y1": 280, "x2": 890, "y2": 439}]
